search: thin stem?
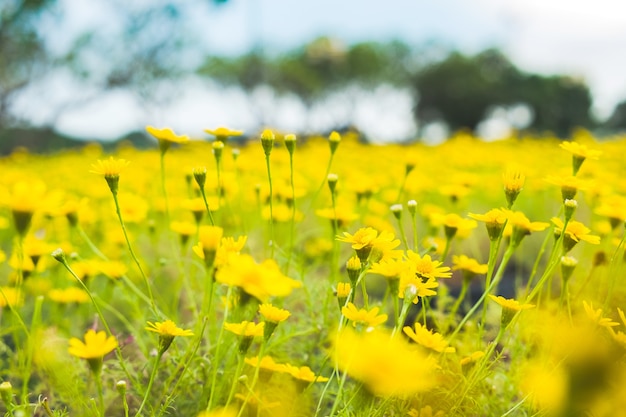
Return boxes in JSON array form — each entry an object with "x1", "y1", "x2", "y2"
[
  {"x1": 76, "y1": 225, "x2": 164, "y2": 317},
  {"x1": 95, "y1": 372, "x2": 105, "y2": 417},
  {"x1": 111, "y1": 191, "x2": 158, "y2": 317},
  {"x1": 207, "y1": 286, "x2": 233, "y2": 410},
  {"x1": 264, "y1": 154, "x2": 275, "y2": 258},
  {"x1": 225, "y1": 355, "x2": 246, "y2": 408},
  {"x1": 449, "y1": 243, "x2": 515, "y2": 343},
  {"x1": 395, "y1": 216, "x2": 410, "y2": 250},
  {"x1": 198, "y1": 186, "x2": 216, "y2": 226},
  {"x1": 286, "y1": 152, "x2": 297, "y2": 273},
  {"x1": 57, "y1": 258, "x2": 135, "y2": 386},
  {"x1": 155, "y1": 318, "x2": 208, "y2": 417},
  {"x1": 159, "y1": 151, "x2": 170, "y2": 221},
  {"x1": 135, "y1": 351, "x2": 163, "y2": 417}
]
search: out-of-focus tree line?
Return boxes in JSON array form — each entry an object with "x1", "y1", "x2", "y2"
[{"x1": 2, "y1": 0, "x2": 626, "y2": 153}]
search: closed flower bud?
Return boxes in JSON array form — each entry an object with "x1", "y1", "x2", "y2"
[
  {"x1": 284, "y1": 134, "x2": 297, "y2": 155},
  {"x1": 193, "y1": 167, "x2": 207, "y2": 190},
  {"x1": 261, "y1": 129, "x2": 275, "y2": 156}
]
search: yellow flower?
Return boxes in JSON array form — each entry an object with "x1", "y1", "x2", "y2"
[
  {"x1": 337, "y1": 227, "x2": 378, "y2": 250},
  {"x1": 146, "y1": 320, "x2": 194, "y2": 337},
  {"x1": 89, "y1": 156, "x2": 130, "y2": 178},
  {"x1": 332, "y1": 327, "x2": 437, "y2": 397},
  {"x1": 335, "y1": 282, "x2": 351, "y2": 298},
  {"x1": 504, "y1": 210, "x2": 549, "y2": 247},
  {"x1": 398, "y1": 276, "x2": 439, "y2": 303},
  {"x1": 559, "y1": 140, "x2": 601, "y2": 174},
  {"x1": 146, "y1": 320, "x2": 194, "y2": 354},
  {"x1": 545, "y1": 175, "x2": 589, "y2": 201},
  {"x1": 316, "y1": 206, "x2": 359, "y2": 228},
  {"x1": 170, "y1": 221, "x2": 196, "y2": 240},
  {"x1": 459, "y1": 350, "x2": 485, "y2": 366},
  {"x1": 193, "y1": 226, "x2": 224, "y2": 267},
  {"x1": 47, "y1": 287, "x2": 90, "y2": 304},
  {"x1": 146, "y1": 126, "x2": 189, "y2": 151},
  {"x1": 341, "y1": 302, "x2": 388, "y2": 328},
  {"x1": 407, "y1": 405, "x2": 445, "y2": 417},
  {"x1": 469, "y1": 208, "x2": 508, "y2": 241},
  {"x1": 216, "y1": 254, "x2": 301, "y2": 301},
  {"x1": 0, "y1": 287, "x2": 23, "y2": 308},
  {"x1": 429, "y1": 213, "x2": 477, "y2": 239},
  {"x1": 244, "y1": 355, "x2": 287, "y2": 373},
  {"x1": 204, "y1": 127, "x2": 243, "y2": 142},
  {"x1": 559, "y1": 141, "x2": 601, "y2": 160},
  {"x1": 284, "y1": 364, "x2": 329, "y2": 383},
  {"x1": 403, "y1": 322, "x2": 455, "y2": 353},
  {"x1": 502, "y1": 168, "x2": 525, "y2": 207},
  {"x1": 68, "y1": 329, "x2": 118, "y2": 359},
  {"x1": 582, "y1": 301, "x2": 619, "y2": 328},
  {"x1": 406, "y1": 251, "x2": 451, "y2": 280},
  {"x1": 505, "y1": 210, "x2": 549, "y2": 233},
  {"x1": 489, "y1": 295, "x2": 535, "y2": 312},
  {"x1": 369, "y1": 258, "x2": 410, "y2": 279},
  {"x1": 489, "y1": 295, "x2": 535, "y2": 327},
  {"x1": 196, "y1": 407, "x2": 238, "y2": 417},
  {"x1": 224, "y1": 321, "x2": 265, "y2": 337},
  {"x1": 551, "y1": 218, "x2": 600, "y2": 250},
  {"x1": 259, "y1": 303, "x2": 290, "y2": 323},
  {"x1": 452, "y1": 255, "x2": 488, "y2": 275}
]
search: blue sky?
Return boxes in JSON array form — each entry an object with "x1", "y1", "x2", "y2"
[{"x1": 13, "y1": 0, "x2": 626, "y2": 141}]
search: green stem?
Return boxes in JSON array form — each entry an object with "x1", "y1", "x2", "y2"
[
  {"x1": 111, "y1": 191, "x2": 158, "y2": 317},
  {"x1": 264, "y1": 154, "x2": 275, "y2": 258},
  {"x1": 198, "y1": 186, "x2": 216, "y2": 226},
  {"x1": 155, "y1": 318, "x2": 208, "y2": 417},
  {"x1": 446, "y1": 278, "x2": 469, "y2": 328},
  {"x1": 76, "y1": 225, "x2": 164, "y2": 317},
  {"x1": 57, "y1": 258, "x2": 135, "y2": 387},
  {"x1": 449, "y1": 243, "x2": 515, "y2": 343},
  {"x1": 440, "y1": 236, "x2": 452, "y2": 263},
  {"x1": 95, "y1": 371, "x2": 105, "y2": 417},
  {"x1": 410, "y1": 214, "x2": 419, "y2": 251},
  {"x1": 135, "y1": 351, "x2": 163, "y2": 417},
  {"x1": 225, "y1": 355, "x2": 246, "y2": 408},
  {"x1": 396, "y1": 216, "x2": 410, "y2": 250},
  {"x1": 286, "y1": 152, "x2": 297, "y2": 274},
  {"x1": 160, "y1": 151, "x2": 170, "y2": 222},
  {"x1": 21, "y1": 295, "x2": 43, "y2": 406},
  {"x1": 207, "y1": 286, "x2": 233, "y2": 410}
]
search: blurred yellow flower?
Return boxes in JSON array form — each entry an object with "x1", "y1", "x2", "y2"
[
  {"x1": 89, "y1": 156, "x2": 130, "y2": 178},
  {"x1": 259, "y1": 303, "x2": 290, "y2": 323},
  {"x1": 403, "y1": 322, "x2": 455, "y2": 353},
  {"x1": 216, "y1": 254, "x2": 301, "y2": 301},
  {"x1": 48, "y1": 287, "x2": 90, "y2": 304},
  {"x1": 224, "y1": 321, "x2": 265, "y2": 337},
  {"x1": 68, "y1": 329, "x2": 117, "y2": 359},
  {"x1": 146, "y1": 320, "x2": 194, "y2": 337},
  {"x1": 452, "y1": 255, "x2": 488, "y2": 275},
  {"x1": 332, "y1": 327, "x2": 437, "y2": 397},
  {"x1": 341, "y1": 302, "x2": 388, "y2": 328}
]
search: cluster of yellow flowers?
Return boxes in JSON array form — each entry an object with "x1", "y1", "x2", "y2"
[{"x1": 0, "y1": 126, "x2": 624, "y2": 416}]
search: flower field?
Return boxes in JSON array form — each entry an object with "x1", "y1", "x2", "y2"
[{"x1": 1, "y1": 128, "x2": 626, "y2": 417}]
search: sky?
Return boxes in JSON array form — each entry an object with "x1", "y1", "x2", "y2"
[{"x1": 11, "y1": 0, "x2": 626, "y2": 142}]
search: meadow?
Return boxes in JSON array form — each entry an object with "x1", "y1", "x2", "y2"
[{"x1": 0, "y1": 127, "x2": 625, "y2": 417}]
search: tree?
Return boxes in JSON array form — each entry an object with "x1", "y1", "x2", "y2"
[
  {"x1": 604, "y1": 100, "x2": 626, "y2": 132},
  {"x1": 412, "y1": 49, "x2": 594, "y2": 136},
  {"x1": 0, "y1": 0, "x2": 57, "y2": 126}
]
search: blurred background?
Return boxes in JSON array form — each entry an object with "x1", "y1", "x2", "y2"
[{"x1": 2, "y1": 0, "x2": 626, "y2": 153}]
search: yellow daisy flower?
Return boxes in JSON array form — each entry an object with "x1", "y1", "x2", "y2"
[
  {"x1": 403, "y1": 322, "x2": 455, "y2": 353},
  {"x1": 341, "y1": 302, "x2": 388, "y2": 328},
  {"x1": 68, "y1": 330, "x2": 118, "y2": 360}
]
